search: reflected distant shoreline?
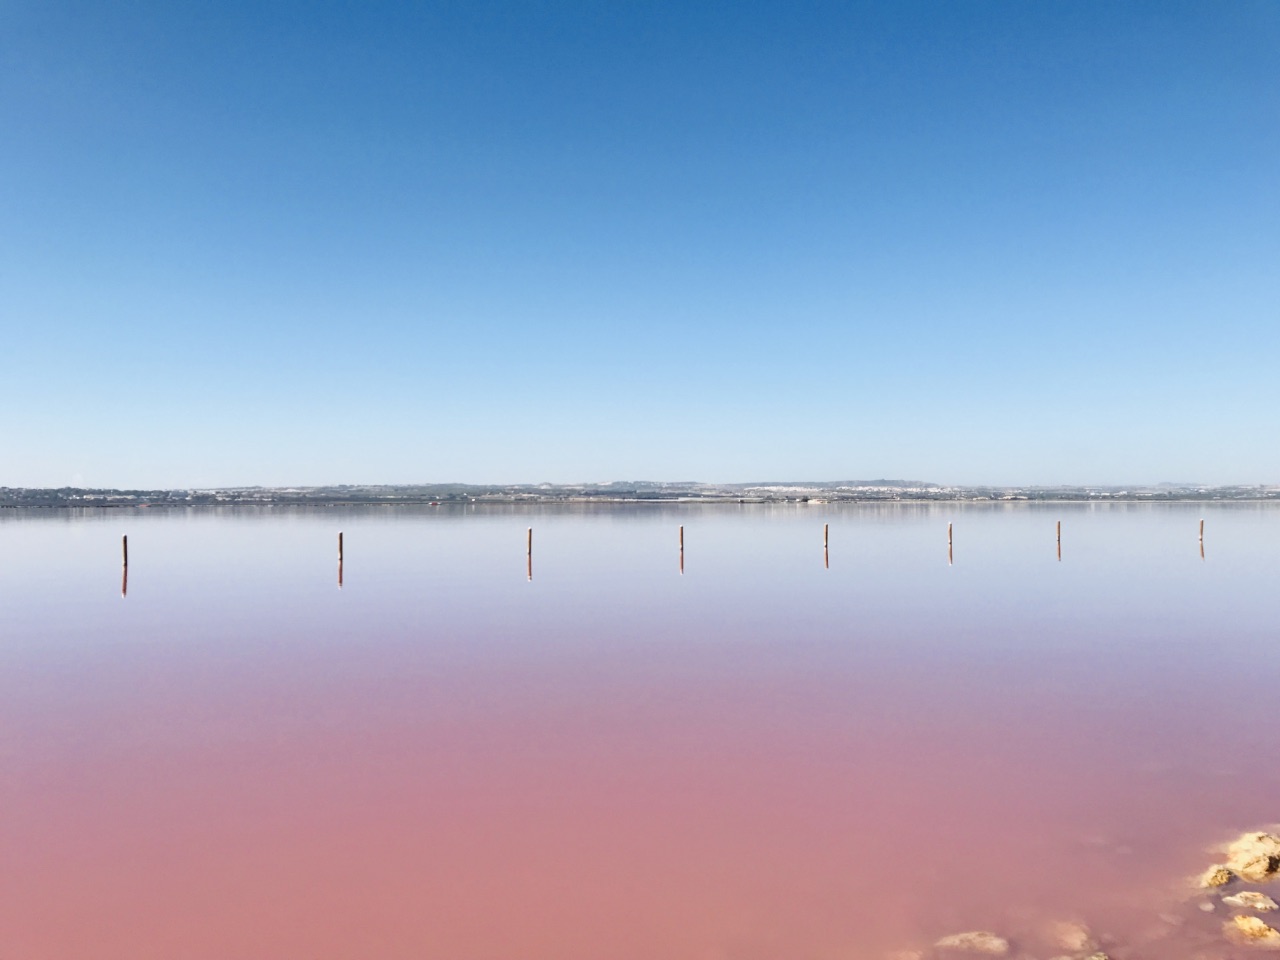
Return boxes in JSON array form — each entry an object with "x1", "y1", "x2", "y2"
[{"x1": 2, "y1": 499, "x2": 1277, "y2": 530}]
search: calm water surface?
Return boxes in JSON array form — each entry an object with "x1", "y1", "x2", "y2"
[{"x1": 1, "y1": 504, "x2": 1277, "y2": 959}]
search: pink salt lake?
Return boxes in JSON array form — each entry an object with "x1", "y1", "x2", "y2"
[{"x1": 1, "y1": 503, "x2": 1277, "y2": 959}]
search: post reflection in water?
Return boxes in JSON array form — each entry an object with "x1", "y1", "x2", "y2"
[
  {"x1": 120, "y1": 563, "x2": 127, "y2": 598},
  {"x1": 824, "y1": 546, "x2": 829, "y2": 570},
  {"x1": 527, "y1": 553, "x2": 533, "y2": 582}
]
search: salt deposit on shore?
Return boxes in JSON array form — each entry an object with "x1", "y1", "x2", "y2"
[{"x1": 892, "y1": 828, "x2": 1280, "y2": 959}]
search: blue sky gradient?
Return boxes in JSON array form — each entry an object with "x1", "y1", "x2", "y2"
[{"x1": 3, "y1": 1, "x2": 1278, "y2": 487}]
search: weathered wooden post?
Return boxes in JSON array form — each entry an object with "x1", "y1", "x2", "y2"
[
  {"x1": 337, "y1": 532, "x2": 344, "y2": 588},
  {"x1": 120, "y1": 535, "x2": 129, "y2": 597},
  {"x1": 824, "y1": 523, "x2": 829, "y2": 549},
  {"x1": 527, "y1": 527, "x2": 533, "y2": 581},
  {"x1": 1199, "y1": 518, "x2": 1205, "y2": 542},
  {"x1": 679, "y1": 524, "x2": 684, "y2": 575}
]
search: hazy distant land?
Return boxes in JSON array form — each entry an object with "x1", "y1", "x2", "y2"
[{"x1": 3, "y1": 481, "x2": 1277, "y2": 508}]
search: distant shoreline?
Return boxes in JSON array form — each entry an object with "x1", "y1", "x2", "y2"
[{"x1": 2, "y1": 482, "x2": 1278, "y2": 509}]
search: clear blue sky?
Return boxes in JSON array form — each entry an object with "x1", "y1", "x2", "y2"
[{"x1": 3, "y1": 1, "x2": 1277, "y2": 488}]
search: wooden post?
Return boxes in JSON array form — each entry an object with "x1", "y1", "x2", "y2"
[
  {"x1": 1199, "y1": 518, "x2": 1205, "y2": 542},
  {"x1": 947, "y1": 522, "x2": 953, "y2": 546},
  {"x1": 823, "y1": 523, "x2": 829, "y2": 549},
  {"x1": 337, "y1": 532, "x2": 343, "y2": 588},
  {"x1": 679, "y1": 525, "x2": 684, "y2": 552},
  {"x1": 527, "y1": 527, "x2": 533, "y2": 556},
  {"x1": 122, "y1": 534, "x2": 128, "y2": 566},
  {"x1": 1056, "y1": 520, "x2": 1061, "y2": 543}
]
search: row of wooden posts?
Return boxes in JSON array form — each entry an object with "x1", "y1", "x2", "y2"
[{"x1": 117, "y1": 519, "x2": 1210, "y2": 595}]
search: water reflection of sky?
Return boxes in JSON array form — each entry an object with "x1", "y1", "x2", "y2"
[{"x1": 1, "y1": 504, "x2": 1278, "y2": 959}]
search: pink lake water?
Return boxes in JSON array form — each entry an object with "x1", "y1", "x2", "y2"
[{"x1": 1, "y1": 503, "x2": 1277, "y2": 959}]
